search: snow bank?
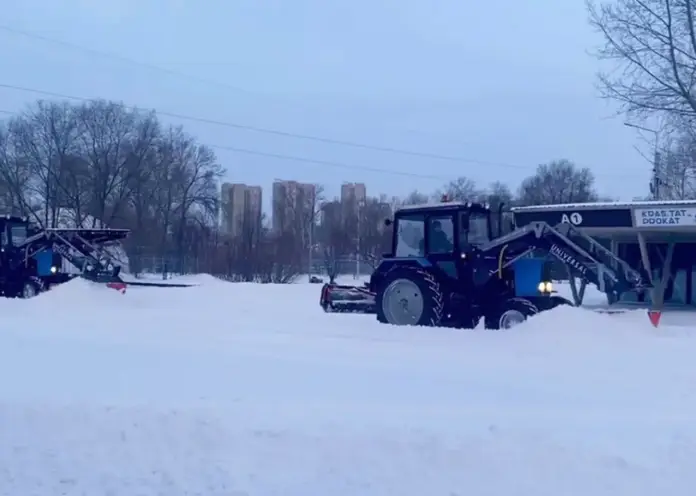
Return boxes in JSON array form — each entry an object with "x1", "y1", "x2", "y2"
[{"x1": 522, "y1": 304, "x2": 650, "y2": 336}]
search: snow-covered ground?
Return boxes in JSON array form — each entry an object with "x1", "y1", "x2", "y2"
[{"x1": 1, "y1": 276, "x2": 696, "y2": 495}]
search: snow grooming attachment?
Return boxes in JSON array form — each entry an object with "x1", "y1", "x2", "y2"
[
  {"x1": 321, "y1": 199, "x2": 650, "y2": 330},
  {"x1": 106, "y1": 281, "x2": 128, "y2": 294},
  {"x1": 320, "y1": 281, "x2": 376, "y2": 313}
]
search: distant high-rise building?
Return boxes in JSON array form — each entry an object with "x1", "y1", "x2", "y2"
[
  {"x1": 220, "y1": 182, "x2": 263, "y2": 237},
  {"x1": 244, "y1": 185, "x2": 263, "y2": 235},
  {"x1": 272, "y1": 181, "x2": 294, "y2": 233},
  {"x1": 340, "y1": 182, "x2": 367, "y2": 205},
  {"x1": 340, "y1": 182, "x2": 367, "y2": 221},
  {"x1": 272, "y1": 180, "x2": 316, "y2": 234}
]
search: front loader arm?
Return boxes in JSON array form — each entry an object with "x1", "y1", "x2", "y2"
[{"x1": 479, "y1": 221, "x2": 649, "y2": 296}]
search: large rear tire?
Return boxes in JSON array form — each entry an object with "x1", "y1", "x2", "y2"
[
  {"x1": 376, "y1": 267, "x2": 444, "y2": 326},
  {"x1": 484, "y1": 297, "x2": 539, "y2": 330}
]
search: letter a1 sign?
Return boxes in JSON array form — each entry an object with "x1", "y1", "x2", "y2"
[
  {"x1": 647, "y1": 310, "x2": 662, "y2": 327},
  {"x1": 561, "y1": 212, "x2": 583, "y2": 225}
]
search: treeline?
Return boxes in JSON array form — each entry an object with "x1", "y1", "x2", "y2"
[{"x1": 0, "y1": 99, "x2": 223, "y2": 276}]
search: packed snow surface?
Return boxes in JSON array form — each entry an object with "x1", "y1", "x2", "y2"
[{"x1": 1, "y1": 277, "x2": 696, "y2": 495}]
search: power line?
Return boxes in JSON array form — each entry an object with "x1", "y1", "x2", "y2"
[
  {"x1": 0, "y1": 103, "x2": 640, "y2": 182},
  {"x1": 0, "y1": 24, "x2": 258, "y2": 95},
  {"x1": 0, "y1": 106, "x2": 448, "y2": 180},
  {"x1": 0, "y1": 82, "x2": 527, "y2": 169},
  {"x1": 0, "y1": 105, "x2": 450, "y2": 180},
  {"x1": 0, "y1": 24, "x2": 642, "y2": 183},
  {"x1": 0, "y1": 82, "x2": 632, "y2": 178},
  {"x1": 0, "y1": 23, "x2": 555, "y2": 166},
  {"x1": 207, "y1": 144, "x2": 451, "y2": 180},
  {"x1": 0, "y1": 25, "x2": 511, "y2": 166}
]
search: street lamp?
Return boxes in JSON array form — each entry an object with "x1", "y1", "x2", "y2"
[
  {"x1": 308, "y1": 198, "x2": 324, "y2": 282},
  {"x1": 624, "y1": 122, "x2": 661, "y2": 199}
]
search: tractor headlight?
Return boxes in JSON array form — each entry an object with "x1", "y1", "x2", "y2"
[
  {"x1": 537, "y1": 281, "x2": 553, "y2": 293},
  {"x1": 50, "y1": 266, "x2": 57, "y2": 274}
]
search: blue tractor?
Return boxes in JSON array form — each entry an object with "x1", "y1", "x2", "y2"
[
  {"x1": 320, "y1": 200, "x2": 649, "y2": 329},
  {"x1": 0, "y1": 215, "x2": 194, "y2": 298}
]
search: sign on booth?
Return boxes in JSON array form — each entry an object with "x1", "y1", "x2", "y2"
[{"x1": 633, "y1": 207, "x2": 696, "y2": 227}]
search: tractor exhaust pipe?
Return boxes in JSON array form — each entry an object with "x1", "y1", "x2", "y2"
[{"x1": 498, "y1": 202, "x2": 505, "y2": 238}]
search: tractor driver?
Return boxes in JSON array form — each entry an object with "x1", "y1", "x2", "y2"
[{"x1": 429, "y1": 219, "x2": 453, "y2": 253}]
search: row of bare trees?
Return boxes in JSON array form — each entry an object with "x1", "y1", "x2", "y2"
[{"x1": 0, "y1": 99, "x2": 223, "y2": 274}]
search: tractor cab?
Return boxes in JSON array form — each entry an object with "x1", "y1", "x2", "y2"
[
  {"x1": 0, "y1": 215, "x2": 30, "y2": 250},
  {"x1": 0, "y1": 216, "x2": 31, "y2": 268},
  {"x1": 387, "y1": 200, "x2": 493, "y2": 261}
]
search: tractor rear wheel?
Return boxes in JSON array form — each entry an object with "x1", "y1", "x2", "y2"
[
  {"x1": 376, "y1": 267, "x2": 444, "y2": 326},
  {"x1": 484, "y1": 297, "x2": 539, "y2": 330}
]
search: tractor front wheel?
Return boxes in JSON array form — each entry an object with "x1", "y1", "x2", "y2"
[
  {"x1": 20, "y1": 277, "x2": 44, "y2": 299},
  {"x1": 376, "y1": 267, "x2": 444, "y2": 327},
  {"x1": 484, "y1": 297, "x2": 539, "y2": 330}
]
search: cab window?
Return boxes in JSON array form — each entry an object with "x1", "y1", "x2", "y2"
[
  {"x1": 395, "y1": 214, "x2": 425, "y2": 257},
  {"x1": 10, "y1": 224, "x2": 27, "y2": 246},
  {"x1": 468, "y1": 212, "x2": 490, "y2": 245},
  {"x1": 460, "y1": 211, "x2": 490, "y2": 248},
  {"x1": 427, "y1": 215, "x2": 454, "y2": 254}
]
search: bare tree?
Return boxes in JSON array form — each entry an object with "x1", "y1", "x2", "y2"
[
  {"x1": 655, "y1": 123, "x2": 696, "y2": 198},
  {"x1": 222, "y1": 212, "x2": 268, "y2": 281},
  {"x1": 517, "y1": 159, "x2": 599, "y2": 206},
  {"x1": 262, "y1": 230, "x2": 303, "y2": 283},
  {"x1": 172, "y1": 142, "x2": 222, "y2": 264},
  {"x1": 76, "y1": 100, "x2": 140, "y2": 226},
  {"x1": 299, "y1": 184, "x2": 324, "y2": 273},
  {"x1": 401, "y1": 189, "x2": 430, "y2": 205},
  {"x1": 8, "y1": 101, "x2": 84, "y2": 226},
  {"x1": 483, "y1": 181, "x2": 514, "y2": 209},
  {"x1": 315, "y1": 200, "x2": 349, "y2": 282},
  {"x1": 123, "y1": 118, "x2": 161, "y2": 272},
  {"x1": 588, "y1": 0, "x2": 696, "y2": 119},
  {"x1": 0, "y1": 123, "x2": 33, "y2": 214},
  {"x1": 435, "y1": 176, "x2": 480, "y2": 201},
  {"x1": 357, "y1": 198, "x2": 392, "y2": 269}
]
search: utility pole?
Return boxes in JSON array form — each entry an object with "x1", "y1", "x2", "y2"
[
  {"x1": 308, "y1": 189, "x2": 319, "y2": 281},
  {"x1": 355, "y1": 203, "x2": 360, "y2": 279},
  {"x1": 355, "y1": 199, "x2": 365, "y2": 279},
  {"x1": 308, "y1": 212, "x2": 313, "y2": 281},
  {"x1": 624, "y1": 122, "x2": 661, "y2": 199}
]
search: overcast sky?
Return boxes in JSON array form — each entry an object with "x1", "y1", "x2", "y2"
[{"x1": 1, "y1": 0, "x2": 649, "y2": 208}]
